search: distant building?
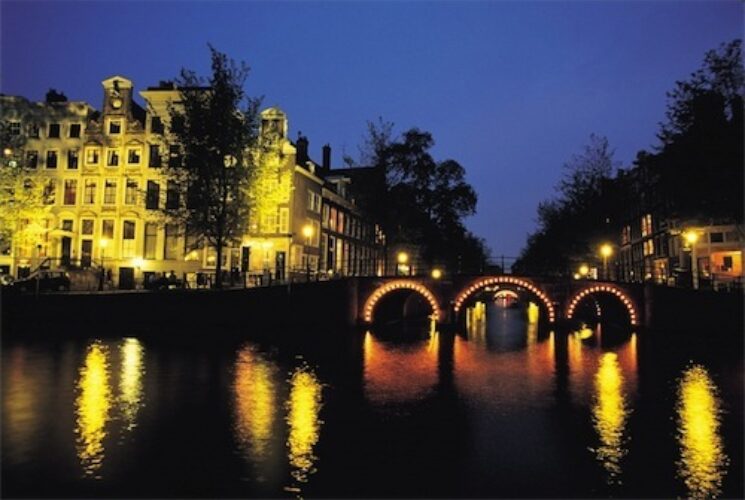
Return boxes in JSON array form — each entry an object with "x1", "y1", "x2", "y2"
[
  {"x1": 615, "y1": 167, "x2": 743, "y2": 289},
  {"x1": 0, "y1": 77, "x2": 385, "y2": 288}
]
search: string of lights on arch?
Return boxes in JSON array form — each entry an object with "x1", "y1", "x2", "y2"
[
  {"x1": 363, "y1": 280, "x2": 441, "y2": 323},
  {"x1": 453, "y1": 277, "x2": 556, "y2": 323},
  {"x1": 566, "y1": 285, "x2": 638, "y2": 326}
]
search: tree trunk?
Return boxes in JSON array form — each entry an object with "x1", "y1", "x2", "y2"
[{"x1": 214, "y1": 239, "x2": 223, "y2": 289}]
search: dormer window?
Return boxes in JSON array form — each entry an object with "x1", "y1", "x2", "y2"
[{"x1": 108, "y1": 120, "x2": 122, "y2": 135}]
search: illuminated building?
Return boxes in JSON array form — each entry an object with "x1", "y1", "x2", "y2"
[{"x1": 0, "y1": 77, "x2": 386, "y2": 286}]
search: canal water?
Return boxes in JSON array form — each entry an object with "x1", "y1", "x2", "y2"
[{"x1": 2, "y1": 302, "x2": 743, "y2": 498}]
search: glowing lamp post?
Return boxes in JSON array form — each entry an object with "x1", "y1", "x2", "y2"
[
  {"x1": 600, "y1": 244, "x2": 613, "y2": 281},
  {"x1": 431, "y1": 268, "x2": 443, "y2": 280},
  {"x1": 302, "y1": 223, "x2": 314, "y2": 281},
  {"x1": 682, "y1": 230, "x2": 700, "y2": 289},
  {"x1": 579, "y1": 264, "x2": 589, "y2": 279},
  {"x1": 397, "y1": 251, "x2": 410, "y2": 276},
  {"x1": 98, "y1": 238, "x2": 109, "y2": 291}
]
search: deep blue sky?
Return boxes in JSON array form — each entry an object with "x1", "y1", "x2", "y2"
[{"x1": 2, "y1": 1, "x2": 741, "y2": 258}]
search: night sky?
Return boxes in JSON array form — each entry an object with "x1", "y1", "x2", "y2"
[{"x1": 1, "y1": 1, "x2": 741, "y2": 258}]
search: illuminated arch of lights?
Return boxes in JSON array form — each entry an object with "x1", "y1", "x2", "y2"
[
  {"x1": 363, "y1": 280, "x2": 441, "y2": 323},
  {"x1": 566, "y1": 285, "x2": 638, "y2": 326},
  {"x1": 453, "y1": 276, "x2": 556, "y2": 323}
]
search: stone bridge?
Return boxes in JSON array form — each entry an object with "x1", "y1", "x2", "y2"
[{"x1": 355, "y1": 275, "x2": 645, "y2": 327}]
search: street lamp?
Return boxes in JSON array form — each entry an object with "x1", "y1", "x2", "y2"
[
  {"x1": 431, "y1": 268, "x2": 443, "y2": 280},
  {"x1": 579, "y1": 264, "x2": 589, "y2": 278},
  {"x1": 302, "y1": 223, "x2": 314, "y2": 281},
  {"x1": 99, "y1": 238, "x2": 109, "y2": 291},
  {"x1": 397, "y1": 251, "x2": 409, "y2": 276},
  {"x1": 682, "y1": 229, "x2": 700, "y2": 289},
  {"x1": 600, "y1": 244, "x2": 613, "y2": 281}
]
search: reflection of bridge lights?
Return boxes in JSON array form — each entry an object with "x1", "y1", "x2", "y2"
[
  {"x1": 592, "y1": 352, "x2": 628, "y2": 482},
  {"x1": 363, "y1": 280, "x2": 440, "y2": 323},
  {"x1": 453, "y1": 276, "x2": 555, "y2": 323},
  {"x1": 566, "y1": 285, "x2": 637, "y2": 326}
]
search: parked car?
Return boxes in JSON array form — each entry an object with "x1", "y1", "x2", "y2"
[{"x1": 13, "y1": 270, "x2": 71, "y2": 293}]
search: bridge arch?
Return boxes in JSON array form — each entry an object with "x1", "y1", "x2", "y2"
[
  {"x1": 566, "y1": 284, "x2": 638, "y2": 326},
  {"x1": 363, "y1": 280, "x2": 441, "y2": 323},
  {"x1": 453, "y1": 276, "x2": 556, "y2": 323}
]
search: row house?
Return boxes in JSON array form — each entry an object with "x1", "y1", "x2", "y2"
[{"x1": 1, "y1": 77, "x2": 386, "y2": 288}]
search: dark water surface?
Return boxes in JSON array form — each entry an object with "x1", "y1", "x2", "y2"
[{"x1": 2, "y1": 303, "x2": 743, "y2": 498}]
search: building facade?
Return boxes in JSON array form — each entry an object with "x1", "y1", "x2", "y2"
[{"x1": 1, "y1": 76, "x2": 385, "y2": 288}]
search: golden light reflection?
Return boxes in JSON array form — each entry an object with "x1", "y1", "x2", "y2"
[
  {"x1": 676, "y1": 365, "x2": 727, "y2": 499},
  {"x1": 465, "y1": 301, "x2": 487, "y2": 344},
  {"x1": 234, "y1": 346, "x2": 277, "y2": 461},
  {"x1": 363, "y1": 331, "x2": 439, "y2": 404},
  {"x1": 75, "y1": 341, "x2": 112, "y2": 477},
  {"x1": 527, "y1": 301, "x2": 540, "y2": 325},
  {"x1": 118, "y1": 338, "x2": 144, "y2": 432},
  {"x1": 591, "y1": 352, "x2": 628, "y2": 482},
  {"x1": 286, "y1": 366, "x2": 323, "y2": 485}
]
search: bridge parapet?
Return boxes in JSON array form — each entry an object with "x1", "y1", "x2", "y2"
[{"x1": 356, "y1": 275, "x2": 645, "y2": 327}]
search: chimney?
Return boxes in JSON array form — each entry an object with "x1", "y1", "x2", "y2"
[
  {"x1": 296, "y1": 132, "x2": 309, "y2": 165},
  {"x1": 322, "y1": 144, "x2": 331, "y2": 170}
]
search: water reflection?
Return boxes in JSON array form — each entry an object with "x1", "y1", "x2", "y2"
[
  {"x1": 286, "y1": 366, "x2": 323, "y2": 486},
  {"x1": 233, "y1": 346, "x2": 278, "y2": 463},
  {"x1": 75, "y1": 341, "x2": 112, "y2": 478},
  {"x1": 119, "y1": 338, "x2": 145, "y2": 432},
  {"x1": 591, "y1": 352, "x2": 628, "y2": 482},
  {"x1": 363, "y1": 331, "x2": 438, "y2": 404},
  {"x1": 676, "y1": 365, "x2": 728, "y2": 498},
  {"x1": 2, "y1": 348, "x2": 51, "y2": 466}
]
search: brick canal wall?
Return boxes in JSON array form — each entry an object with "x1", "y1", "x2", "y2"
[{"x1": 1, "y1": 279, "x2": 361, "y2": 339}]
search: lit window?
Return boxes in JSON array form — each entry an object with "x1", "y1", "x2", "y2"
[
  {"x1": 86, "y1": 147, "x2": 100, "y2": 165},
  {"x1": 641, "y1": 214, "x2": 652, "y2": 237},
  {"x1": 104, "y1": 179, "x2": 117, "y2": 205},
  {"x1": 279, "y1": 207, "x2": 289, "y2": 234},
  {"x1": 125, "y1": 179, "x2": 138, "y2": 205},
  {"x1": 164, "y1": 224, "x2": 179, "y2": 259},
  {"x1": 122, "y1": 221, "x2": 136, "y2": 258},
  {"x1": 101, "y1": 219, "x2": 114, "y2": 239},
  {"x1": 83, "y1": 179, "x2": 97, "y2": 204},
  {"x1": 63, "y1": 179, "x2": 77, "y2": 205},
  {"x1": 144, "y1": 223, "x2": 157, "y2": 260}
]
